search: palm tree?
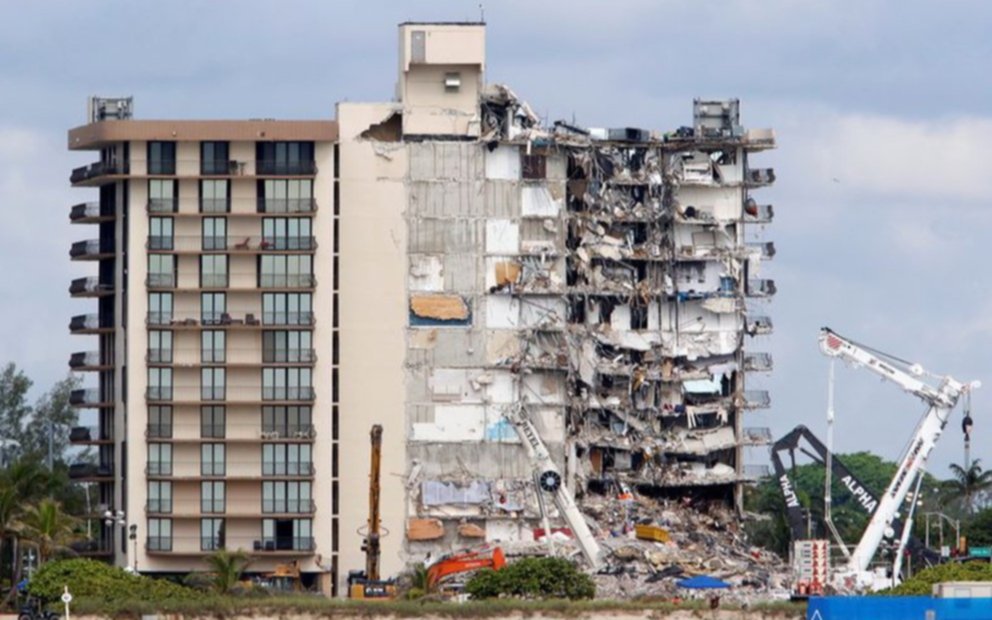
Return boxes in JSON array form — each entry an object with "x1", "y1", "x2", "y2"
[
  {"x1": 0, "y1": 459, "x2": 51, "y2": 606},
  {"x1": 17, "y1": 498, "x2": 81, "y2": 563},
  {"x1": 204, "y1": 549, "x2": 252, "y2": 594},
  {"x1": 942, "y1": 460, "x2": 992, "y2": 516}
]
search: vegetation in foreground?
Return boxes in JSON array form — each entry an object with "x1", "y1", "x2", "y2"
[
  {"x1": 465, "y1": 557, "x2": 595, "y2": 600},
  {"x1": 879, "y1": 561, "x2": 992, "y2": 596}
]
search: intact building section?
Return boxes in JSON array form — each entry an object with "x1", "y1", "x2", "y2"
[{"x1": 67, "y1": 105, "x2": 341, "y2": 593}]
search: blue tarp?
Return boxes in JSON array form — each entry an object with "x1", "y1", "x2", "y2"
[
  {"x1": 676, "y1": 575, "x2": 730, "y2": 589},
  {"x1": 807, "y1": 596, "x2": 992, "y2": 620}
]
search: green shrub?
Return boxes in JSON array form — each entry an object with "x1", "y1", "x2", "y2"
[
  {"x1": 29, "y1": 558, "x2": 202, "y2": 604},
  {"x1": 464, "y1": 557, "x2": 595, "y2": 600},
  {"x1": 880, "y1": 561, "x2": 992, "y2": 595}
]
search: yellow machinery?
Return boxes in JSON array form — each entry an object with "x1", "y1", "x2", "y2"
[{"x1": 348, "y1": 425, "x2": 398, "y2": 599}]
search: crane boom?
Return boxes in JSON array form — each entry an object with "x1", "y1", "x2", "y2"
[
  {"x1": 505, "y1": 403, "x2": 603, "y2": 570},
  {"x1": 366, "y1": 424, "x2": 383, "y2": 581},
  {"x1": 818, "y1": 328, "x2": 978, "y2": 587}
]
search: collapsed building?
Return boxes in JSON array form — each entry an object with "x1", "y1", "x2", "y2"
[{"x1": 349, "y1": 24, "x2": 777, "y2": 565}]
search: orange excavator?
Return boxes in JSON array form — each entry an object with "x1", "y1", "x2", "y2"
[
  {"x1": 427, "y1": 545, "x2": 507, "y2": 592},
  {"x1": 348, "y1": 425, "x2": 398, "y2": 599}
]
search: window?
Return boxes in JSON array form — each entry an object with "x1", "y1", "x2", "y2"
[
  {"x1": 262, "y1": 406, "x2": 313, "y2": 438},
  {"x1": 262, "y1": 218, "x2": 314, "y2": 250},
  {"x1": 201, "y1": 367, "x2": 225, "y2": 401},
  {"x1": 148, "y1": 405, "x2": 173, "y2": 438},
  {"x1": 200, "y1": 142, "x2": 230, "y2": 175},
  {"x1": 262, "y1": 443, "x2": 312, "y2": 476},
  {"x1": 147, "y1": 518, "x2": 172, "y2": 551},
  {"x1": 444, "y1": 71, "x2": 461, "y2": 92},
  {"x1": 259, "y1": 255, "x2": 312, "y2": 288},
  {"x1": 262, "y1": 293, "x2": 312, "y2": 325},
  {"x1": 262, "y1": 368, "x2": 312, "y2": 401},
  {"x1": 256, "y1": 142, "x2": 314, "y2": 175},
  {"x1": 149, "y1": 217, "x2": 174, "y2": 250},
  {"x1": 201, "y1": 405, "x2": 225, "y2": 438},
  {"x1": 147, "y1": 443, "x2": 173, "y2": 475},
  {"x1": 148, "y1": 330, "x2": 173, "y2": 363},
  {"x1": 147, "y1": 368, "x2": 173, "y2": 400},
  {"x1": 262, "y1": 518, "x2": 312, "y2": 550},
  {"x1": 202, "y1": 217, "x2": 227, "y2": 251},
  {"x1": 148, "y1": 481, "x2": 172, "y2": 513},
  {"x1": 263, "y1": 481, "x2": 312, "y2": 513},
  {"x1": 200, "y1": 255, "x2": 228, "y2": 288},
  {"x1": 201, "y1": 293, "x2": 226, "y2": 325},
  {"x1": 201, "y1": 481, "x2": 225, "y2": 513},
  {"x1": 262, "y1": 331, "x2": 313, "y2": 363},
  {"x1": 200, "y1": 180, "x2": 229, "y2": 213},
  {"x1": 200, "y1": 518, "x2": 225, "y2": 551},
  {"x1": 201, "y1": 443, "x2": 225, "y2": 476},
  {"x1": 148, "y1": 142, "x2": 176, "y2": 175},
  {"x1": 148, "y1": 254, "x2": 176, "y2": 288},
  {"x1": 148, "y1": 179, "x2": 177, "y2": 213},
  {"x1": 148, "y1": 292, "x2": 174, "y2": 325},
  {"x1": 201, "y1": 331, "x2": 225, "y2": 363},
  {"x1": 259, "y1": 179, "x2": 314, "y2": 213},
  {"x1": 521, "y1": 154, "x2": 547, "y2": 179}
]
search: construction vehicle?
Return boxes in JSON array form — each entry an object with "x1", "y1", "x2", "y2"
[
  {"x1": 810, "y1": 327, "x2": 979, "y2": 591},
  {"x1": 505, "y1": 403, "x2": 603, "y2": 569},
  {"x1": 426, "y1": 545, "x2": 507, "y2": 593},
  {"x1": 348, "y1": 425, "x2": 398, "y2": 599},
  {"x1": 264, "y1": 561, "x2": 302, "y2": 593}
]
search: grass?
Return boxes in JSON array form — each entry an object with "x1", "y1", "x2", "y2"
[{"x1": 69, "y1": 594, "x2": 807, "y2": 618}]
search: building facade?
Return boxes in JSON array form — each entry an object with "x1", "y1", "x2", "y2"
[{"x1": 67, "y1": 21, "x2": 774, "y2": 596}]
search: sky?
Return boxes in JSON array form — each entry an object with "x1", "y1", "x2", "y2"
[{"x1": 0, "y1": 0, "x2": 990, "y2": 479}]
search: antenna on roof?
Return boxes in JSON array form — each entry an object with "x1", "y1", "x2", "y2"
[{"x1": 479, "y1": 3, "x2": 485, "y2": 22}]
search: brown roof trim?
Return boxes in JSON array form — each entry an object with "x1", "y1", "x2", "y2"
[{"x1": 68, "y1": 119, "x2": 338, "y2": 150}]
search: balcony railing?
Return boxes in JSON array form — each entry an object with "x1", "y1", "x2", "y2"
[
  {"x1": 201, "y1": 159, "x2": 238, "y2": 175},
  {"x1": 146, "y1": 387, "x2": 174, "y2": 401},
  {"x1": 147, "y1": 312, "x2": 174, "y2": 326},
  {"x1": 263, "y1": 312, "x2": 315, "y2": 326},
  {"x1": 262, "y1": 387, "x2": 315, "y2": 401},
  {"x1": 146, "y1": 536, "x2": 315, "y2": 553},
  {"x1": 68, "y1": 462, "x2": 114, "y2": 479},
  {"x1": 262, "y1": 462, "x2": 315, "y2": 476},
  {"x1": 742, "y1": 427, "x2": 772, "y2": 445},
  {"x1": 258, "y1": 274, "x2": 315, "y2": 288},
  {"x1": 147, "y1": 348, "x2": 173, "y2": 363},
  {"x1": 743, "y1": 200, "x2": 773, "y2": 223},
  {"x1": 70, "y1": 388, "x2": 107, "y2": 406},
  {"x1": 70, "y1": 239, "x2": 114, "y2": 259},
  {"x1": 200, "y1": 274, "x2": 229, "y2": 288},
  {"x1": 745, "y1": 315, "x2": 773, "y2": 335},
  {"x1": 201, "y1": 462, "x2": 226, "y2": 476},
  {"x1": 146, "y1": 274, "x2": 177, "y2": 288},
  {"x1": 147, "y1": 198, "x2": 178, "y2": 213},
  {"x1": 69, "y1": 539, "x2": 113, "y2": 555},
  {"x1": 257, "y1": 198, "x2": 317, "y2": 214},
  {"x1": 146, "y1": 499, "x2": 173, "y2": 513},
  {"x1": 201, "y1": 387, "x2": 226, "y2": 401},
  {"x1": 69, "y1": 352, "x2": 103, "y2": 368},
  {"x1": 146, "y1": 462, "x2": 173, "y2": 476},
  {"x1": 746, "y1": 279, "x2": 777, "y2": 298},
  {"x1": 148, "y1": 235, "x2": 174, "y2": 250},
  {"x1": 262, "y1": 425, "x2": 315, "y2": 440},
  {"x1": 201, "y1": 424, "x2": 225, "y2": 438},
  {"x1": 70, "y1": 202, "x2": 113, "y2": 222},
  {"x1": 146, "y1": 424, "x2": 173, "y2": 439},
  {"x1": 69, "y1": 426, "x2": 109, "y2": 443},
  {"x1": 70, "y1": 161, "x2": 129, "y2": 184},
  {"x1": 743, "y1": 352, "x2": 773, "y2": 372},
  {"x1": 262, "y1": 349, "x2": 316, "y2": 363},
  {"x1": 745, "y1": 168, "x2": 775, "y2": 186},
  {"x1": 146, "y1": 536, "x2": 173, "y2": 552},
  {"x1": 746, "y1": 242, "x2": 776, "y2": 260},
  {"x1": 69, "y1": 277, "x2": 113, "y2": 296},
  {"x1": 255, "y1": 160, "x2": 317, "y2": 176},
  {"x1": 743, "y1": 390, "x2": 771, "y2": 409},
  {"x1": 70, "y1": 314, "x2": 111, "y2": 332},
  {"x1": 200, "y1": 198, "x2": 230, "y2": 213},
  {"x1": 262, "y1": 499, "x2": 316, "y2": 514},
  {"x1": 158, "y1": 236, "x2": 318, "y2": 253}
]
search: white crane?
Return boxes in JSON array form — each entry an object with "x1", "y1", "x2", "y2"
[
  {"x1": 504, "y1": 402, "x2": 604, "y2": 570},
  {"x1": 818, "y1": 327, "x2": 979, "y2": 590}
]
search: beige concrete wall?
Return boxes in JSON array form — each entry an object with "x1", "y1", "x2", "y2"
[{"x1": 335, "y1": 101, "x2": 408, "y2": 595}]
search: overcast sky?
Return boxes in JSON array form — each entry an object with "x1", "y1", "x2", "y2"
[{"x1": 1, "y1": 0, "x2": 990, "y2": 479}]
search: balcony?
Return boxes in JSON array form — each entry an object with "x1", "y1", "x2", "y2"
[
  {"x1": 69, "y1": 277, "x2": 113, "y2": 298},
  {"x1": 745, "y1": 168, "x2": 775, "y2": 187},
  {"x1": 200, "y1": 198, "x2": 230, "y2": 214},
  {"x1": 255, "y1": 160, "x2": 317, "y2": 176},
  {"x1": 147, "y1": 198, "x2": 178, "y2": 214},
  {"x1": 146, "y1": 274, "x2": 177, "y2": 289},
  {"x1": 746, "y1": 242, "x2": 776, "y2": 260},
  {"x1": 263, "y1": 312, "x2": 315, "y2": 327},
  {"x1": 741, "y1": 427, "x2": 772, "y2": 446},
  {"x1": 146, "y1": 462, "x2": 173, "y2": 476},
  {"x1": 145, "y1": 536, "x2": 315, "y2": 555},
  {"x1": 261, "y1": 499, "x2": 316, "y2": 514},
  {"x1": 152, "y1": 236, "x2": 319, "y2": 254},
  {"x1": 263, "y1": 349, "x2": 317, "y2": 364},
  {"x1": 70, "y1": 239, "x2": 114, "y2": 261},
  {"x1": 70, "y1": 161, "x2": 129, "y2": 185},
  {"x1": 259, "y1": 275, "x2": 316, "y2": 289},
  {"x1": 70, "y1": 389, "x2": 112, "y2": 408},
  {"x1": 743, "y1": 200, "x2": 773, "y2": 224},
  {"x1": 68, "y1": 462, "x2": 114, "y2": 480},
  {"x1": 70, "y1": 314, "x2": 112, "y2": 335},
  {"x1": 201, "y1": 159, "x2": 239, "y2": 176},
  {"x1": 69, "y1": 426, "x2": 112, "y2": 445},
  {"x1": 146, "y1": 348, "x2": 173, "y2": 364},
  {"x1": 145, "y1": 423, "x2": 316, "y2": 443},
  {"x1": 257, "y1": 198, "x2": 317, "y2": 214},
  {"x1": 742, "y1": 390, "x2": 771, "y2": 409},
  {"x1": 68, "y1": 351, "x2": 110, "y2": 371},
  {"x1": 146, "y1": 387, "x2": 174, "y2": 401},
  {"x1": 745, "y1": 315, "x2": 773, "y2": 336},
  {"x1": 743, "y1": 352, "x2": 773, "y2": 372},
  {"x1": 70, "y1": 202, "x2": 114, "y2": 224},
  {"x1": 261, "y1": 463, "x2": 315, "y2": 477},
  {"x1": 746, "y1": 279, "x2": 776, "y2": 298},
  {"x1": 262, "y1": 387, "x2": 315, "y2": 401},
  {"x1": 69, "y1": 539, "x2": 113, "y2": 556}
]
